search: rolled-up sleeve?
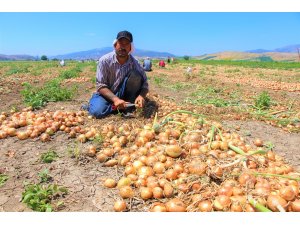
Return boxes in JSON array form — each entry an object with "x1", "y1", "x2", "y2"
[{"x1": 96, "y1": 59, "x2": 109, "y2": 91}]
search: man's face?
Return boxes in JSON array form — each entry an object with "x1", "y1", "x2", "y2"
[{"x1": 115, "y1": 38, "x2": 131, "y2": 58}]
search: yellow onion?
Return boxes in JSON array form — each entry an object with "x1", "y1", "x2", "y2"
[
  {"x1": 104, "y1": 178, "x2": 116, "y2": 188},
  {"x1": 40, "y1": 133, "x2": 50, "y2": 142},
  {"x1": 117, "y1": 177, "x2": 131, "y2": 189},
  {"x1": 96, "y1": 153, "x2": 108, "y2": 162},
  {"x1": 119, "y1": 154, "x2": 131, "y2": 166},
  {"x1": 267, "y1": 194, "x2": 288, "y2": 212},
  {"x1": 103, "y1": 159, "x2": 118, "y2": 167},
  {"x1": 165, "y1": 169, "x2": 178, "y2": 181},
  {"x1": 230, "y1": 202, "x2": 243, "y2": 212},
  {"x1": 114, "y1": 200, "x2": 126, "y2": 212},
  {"x1": 254, "y1": 138, "x2": 263, "y2": 147},
  {"x1": 133, "y1": 160, "x2": 144, "y2": 170},
  {"x1": 279, "y1": 186, "x2": 296, "y2": 201},
  {"x1": 165, "y1": 145, "x2": 182, "y2": 158},
  {"x1": 153, "y1": 162, "x2": 165, "y2": 174},
  {"x1": 138, "y1": 166, "x2": 154, "y2": 177},
  {"x1": 165, "y1": 198, "x2": 186, "y2": 212},
  {"x1": 238, "y1": 173, "x2": 256, "y2": 187},
  {"x1": 6, "y1": 127, "x2": 16, "y2": 137},
  {"x1": 124, "y1": 166, "x2": 136, "y2": 176},
  {"x1": 119, "y1": 186, "x2": 134, "y2": 199},
  {"x1": 77, "y1": 134, "x2": 87, "y2": 143},
  {"x1": 217, "y1": 186, "x2": 233, "y2": 197},
  {"x1": 198, "y1": 200, "x2": 213, "y2": 212},
  {"x1": 163, "y1": 183, "x2": 174, "y2": 198},
  {"x1": 152, "y1": 187, "x2": 164, "y2": 199},
  {"x1": 213, "y1": 195, "x2": 231, "y2": 211},
  {"x1": 150, "y1": 202, "x2": 167, "y2": 212},
  {"x1": 16, "y1": 131, "x2": 29, "y2": 140},
  {"x1": 140, "y1": 187, "x2": 153, "y2": 200},
  {"x1": 85, "y1": 145, "x2": 97, "y2": 157},
  {"x1": 188, "y1": 160, "x2": 207, "y2": 175},
  {"x1": 291, "y1": 199, "x2": 300, "y2": 212}
]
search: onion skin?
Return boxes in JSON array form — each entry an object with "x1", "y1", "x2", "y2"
[{"x1": 165, "y1": 198, "x2": 187, "y2": 212}]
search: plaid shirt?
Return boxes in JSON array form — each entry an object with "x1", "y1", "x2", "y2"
[{"x1": 96, "y1": 51, "x2": 149, "y2": 94}]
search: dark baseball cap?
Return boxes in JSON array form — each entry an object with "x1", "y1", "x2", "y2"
[{"x1": 116, "y1": 31, "x2": 133, "y2": 42}]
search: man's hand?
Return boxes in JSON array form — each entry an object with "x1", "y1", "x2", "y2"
[
  {"x1": 113, "y1": 98, "x2": 128, "y2": 110},
  {"x1": 135, "y1": 95, "x2": 145, "y2": 108}
]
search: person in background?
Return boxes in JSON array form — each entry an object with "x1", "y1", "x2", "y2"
[
  {"x1": 159, "y1": 60, "x2": 165, "y2": 67},
  {"x1": 84, "y1": 30, "x2": 149, "y2": 118},
  {"x1": 60, "y1": 59, "x2": 65, "y2": 67},
  {"x1": 143, "y1": 57, "x2": 152, "y2": 71},
  {"x1": 167, "y1": 56, "x2": 170, "y2": 63}
]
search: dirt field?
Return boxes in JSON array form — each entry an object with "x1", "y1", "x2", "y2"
[{"x1": 0, "y1": 60, "x2": 299, "y2": 212}]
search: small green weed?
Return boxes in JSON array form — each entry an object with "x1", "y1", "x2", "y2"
[
  {"x1": 92, "y1": 133, "x2": 104, "y2": 145},
  {"x1": 170, "y1": 82, "x2": 185, "y2": 90},
  {"x1": 67, "y1": 144, "x2": 82, "y2": 162},
  {"x1": 254, "y1": 91, "x2": 271, "y2": 110},
  {"x1": 185, "y1": 86, "x2": 239, "y2": 107},
  {"x1": 198, "y1": 70, "x2": 206, "y2": 77},
  {"x1": 41, "y1": 150, "x2": 59, "y2": 163},
  {"x1": 21, "y1": 79, "x2": 76, "y2": 109},
  {"x1": 38, "y1": 169, "x2": 52, "y2": 183},
  {"x1": 5, "y1": 66, "x2": 30, "y2": 76},
  {"x1": 22, "y1": 182, "x2": 67, "y2": 212},
  {"x1": 0, "y1": 174, "x2": 9, "y2": 187},
  {"x1": 264, "y1": 141, "x2": 275, "y2": 151},
  {"x1": 59, "y1": 69, "x2": 79, "y2": 79},
  {"x1": 153, "y1": 76, "x2": 165, "y2": 86}
]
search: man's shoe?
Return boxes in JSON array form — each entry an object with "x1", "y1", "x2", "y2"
[
  {"x1": 81, "y1": 104, "x2": 89, "y2": 111},
  {"x1": 122, "y1": 112, "x2": 135, "y2": 118}
]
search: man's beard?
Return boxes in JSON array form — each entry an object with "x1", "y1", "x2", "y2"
[{"x1": 116, "y1": 49, "x2": 128, "y2": 58}]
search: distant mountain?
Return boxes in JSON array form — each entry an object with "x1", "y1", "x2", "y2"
[
  {"x1": 246, "y1": 44, "x2": 300, "y2": 53},
  {"x1": 246, "y1": 49, "x2": 273, "y2": 53},
  {"x1": 0, "y1": 54, "x2": 36, "y2": 61},
  {"x1": 195, "y1": 51, "x2": 299, "y2": 62},
  {"x1": 50, "y1": 47, "x2": 176, "y2": 60},
  {"x1": 274, "y1": 44, "x2": 300, "y2": 53}
]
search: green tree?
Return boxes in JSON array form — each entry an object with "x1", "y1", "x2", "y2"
[
  {"x1": 183, "y1": 55, "x2": 190, "y2": 60},
  {"x1": 41, "y1": 55, "x2": 48, "y2": 61}
]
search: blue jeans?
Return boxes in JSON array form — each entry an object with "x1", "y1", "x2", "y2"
[{"x1": 88, "y1": 70, "x2": 143, "y2": 118}]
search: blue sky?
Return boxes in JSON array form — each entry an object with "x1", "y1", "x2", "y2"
[{"x1": 0, "y1": 12, "x2": 300, "y2": 56}]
